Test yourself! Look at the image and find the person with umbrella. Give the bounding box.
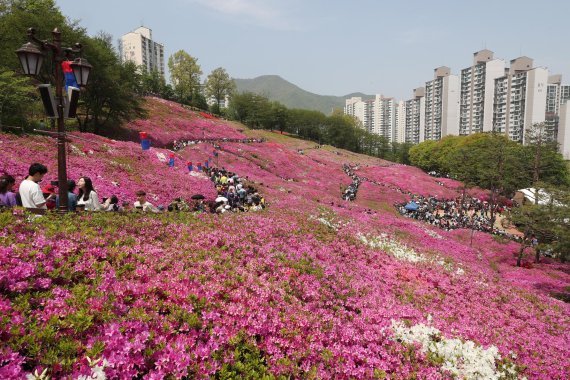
[191,194,206,212]
[404,201,419,211]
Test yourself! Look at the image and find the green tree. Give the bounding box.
[325,112,359,151]
[190,91,208,110]
[524,122,569,191]
[287,108,327,142]
[77,33,146,134]
[168,50,202,104]
[227,92,270,129]
[0,68,36,131]
[409,140,441,172]
[469,134,528,224]
[0,0,89,130]
[509,185,569,264]
[0,0,71,73]
[204,67,235,109]
[140,68,167,97]
[267,101,289,132]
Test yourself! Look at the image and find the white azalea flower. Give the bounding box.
[391,320,520,379]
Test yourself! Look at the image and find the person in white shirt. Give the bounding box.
[133,190,160,212]
[19,163,50,210]
[76,176,101,211]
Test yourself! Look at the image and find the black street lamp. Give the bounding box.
[16,28,92,213]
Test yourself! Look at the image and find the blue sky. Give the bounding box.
[55,0,570,100]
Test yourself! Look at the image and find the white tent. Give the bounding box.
[515,188,564,207]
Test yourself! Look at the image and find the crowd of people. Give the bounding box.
[0,162,266,216]
[396,195,513,236]
[172,137,266,151]
[202,167,265,213]
[3,158,516,238]
[338,163,518,239]
[342,164,363,201]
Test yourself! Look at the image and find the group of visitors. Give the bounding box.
[2,162,267,217]
[172,137,266,151]
[397,194,510,232]
[342,164,363,201]
[0,163,159,214]
[338,163,518,239]
[203,167,265,213]
[396,195,514,236]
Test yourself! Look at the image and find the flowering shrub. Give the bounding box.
[0,133,216,206]
[391,320,521,379]
[126,97,246,147]
[0,97,569,378]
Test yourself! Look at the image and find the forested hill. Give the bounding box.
[234,75,371,115]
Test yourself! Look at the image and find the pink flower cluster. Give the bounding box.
[0,133,216,206]
[127,97,246,147]
[0,97,568,378]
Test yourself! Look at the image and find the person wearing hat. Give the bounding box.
[41,184,57,210]
[19,163,50,211]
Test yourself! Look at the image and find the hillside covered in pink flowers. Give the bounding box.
[1,97,569,379]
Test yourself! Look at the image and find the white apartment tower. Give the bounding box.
[394,100,406,143]
[546,75,570,141]
[424,67,460,141]
[404,87,426,144]
[374,95,395,140]
[558,102,570,159]
[459,50,505,135]
[492,57,548,143]
[120,26,165,76]
[345,97,370,132]
[344,95,396,141]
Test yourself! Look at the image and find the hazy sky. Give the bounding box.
[54,0,570,100]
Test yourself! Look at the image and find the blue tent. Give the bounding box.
[404,201,419,211]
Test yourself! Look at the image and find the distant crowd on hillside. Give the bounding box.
[396,195,514,237]
[337,163,518,239]
[1,162,266,216]
[342,164,363,201]
[172,137,266,151]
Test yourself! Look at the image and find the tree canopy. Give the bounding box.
[227,92,413,163]
[0,0,146,134]
[205,67,235,109]
[168,50,202,105]
[409,131,570,194]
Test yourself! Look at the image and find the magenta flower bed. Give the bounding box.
[0,133,216,205]
[126,97,247,147]
[0,97,569,378]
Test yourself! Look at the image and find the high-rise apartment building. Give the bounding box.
[558,102,570,159]
[374,95,395,140]
[119,26,165,77]
[459,50,505,135]
[404,87,426,144]
[424,67,460,141]
[492,57,548,143]
[345,97,370,132]
[394,100,406,143]
[545,75,570,141]
[344,95,396,141]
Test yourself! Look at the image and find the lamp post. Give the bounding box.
[16,28,92,213]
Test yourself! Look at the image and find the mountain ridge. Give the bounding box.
[234,75,372,115]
